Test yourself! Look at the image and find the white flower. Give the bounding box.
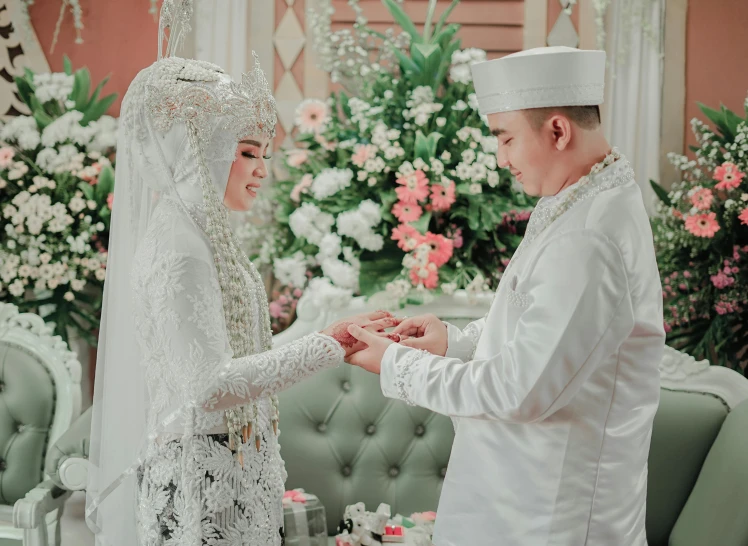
[451,100,468,111]
[307,277,353,310]
[384,90,394,100]
[33,72,74,103]
[413,158,428,171]
[449,64,472,84]
[7,162,29,180]
[321,258,359,290]
[409,86,435,107]
[397,161,415,177]
[95,268,106,281]
[8,279,24,297]
[274,252,309,288]
[316,233,343,260]
[440,151,452,161]
[487,170,500,188]
[0,116,41,150]
[289,202,335,245]
[64,291,75,302]
[69,196,86,213]
[436,117,447,127]
[430,159,444,175]
[311,168,353,200]
[468,93,479,110]
[441,282,457,295]
[385,279,411,299]
[455,163,472,180]
[461,149,476,164]
[71,279,86,291]
[469,183,483,195]
[48,278,60,289]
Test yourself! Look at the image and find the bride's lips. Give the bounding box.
[246,183,260,197]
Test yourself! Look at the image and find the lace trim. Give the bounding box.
[394,349,429,407]
[463,321,482,362]
[478,82,604,114]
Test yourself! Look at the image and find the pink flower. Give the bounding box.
[0,147,15,168]
[392,224,423,252]
[714,162,745,190]
[409,262,439,289]
[738,207,748,226]
[287,149,309,168]
[351,144,377,168]
[411,511,437,523]
[295,99,330,133]
[293,288,303,298]
[683,270,691,278]
[392,202,423,223]
[684,212,720,238]
[690,188,713,210]
[710,271,734,289]
[269,301,284,318]
[395,170,430,204]
[106,193,114,210]
[315,135,337,151]
[291,174,314,203]
[452,228,463,249]
[664,323,672,333]
[424,232,454,267]
[430,180,456,212]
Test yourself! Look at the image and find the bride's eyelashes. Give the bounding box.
[241,150,272,160]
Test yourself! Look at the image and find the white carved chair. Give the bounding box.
[0,303,82,546]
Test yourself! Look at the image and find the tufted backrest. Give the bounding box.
[0,341,55,504]
[0,304,81,505]
[277,364,454,534]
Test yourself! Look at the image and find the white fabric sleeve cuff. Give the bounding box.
[444,321,476,362]
[380,343,429,406]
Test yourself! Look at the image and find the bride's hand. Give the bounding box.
[321,310,403,358]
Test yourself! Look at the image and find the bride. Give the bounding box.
[85,2,399,545]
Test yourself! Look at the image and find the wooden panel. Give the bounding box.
[330,0,525,56]
[331,22,523,53]
[332,1,524,26]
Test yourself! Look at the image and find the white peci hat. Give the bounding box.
[470,46,606,116]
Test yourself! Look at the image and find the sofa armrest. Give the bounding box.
[669,399,748,546]
[45,407,91,487]
[58,457,89,491]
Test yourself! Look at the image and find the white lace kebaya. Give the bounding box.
[85,2,344,545]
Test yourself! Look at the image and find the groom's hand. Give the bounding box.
[345,324,395,374]
[321,311,402,358]
[392,314,448,356]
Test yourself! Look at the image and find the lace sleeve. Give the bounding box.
[205,333,344,411]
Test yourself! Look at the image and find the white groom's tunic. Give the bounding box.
[380,158,664,546]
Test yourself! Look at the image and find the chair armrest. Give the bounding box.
[45,406,91,486]
[13,479,70,530]
[669,399,748,546]
[58,457,89,491]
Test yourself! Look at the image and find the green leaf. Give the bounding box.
[80,93,116,125]
[422,0,438,42]
[63,55,73,76]
[410,211,432,234]
[412,43,442,85]
[649,179,672,206]
[392,48,421,75]
[433,39,462,87]
[432,0,460,39]
[78,181,95,200]
[358,240,404,296]
[14,76,33,109]
[467,199,480,230]
[23,67,35,84]
[382,0,422,44]
[86,75,111,111]
[95,164,115,201]
[74,68,91,110]
[723,105,743,137]
[698,103,732,138]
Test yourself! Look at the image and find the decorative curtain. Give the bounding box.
[600,0,666,215]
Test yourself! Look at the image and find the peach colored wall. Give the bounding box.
[684,0,748,152]
[28,1,161,116]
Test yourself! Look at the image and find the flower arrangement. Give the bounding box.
[250,0,532,312]
[0,57,118,345]
[650,97,748,372]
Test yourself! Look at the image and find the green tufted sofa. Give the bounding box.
[0,303,81,546]
[31,294,748,545]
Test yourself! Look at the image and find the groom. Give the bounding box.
[346,47,665,545]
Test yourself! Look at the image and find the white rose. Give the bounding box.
[95,268,106,281]
[64,291,75,301]
[9,279,26,297]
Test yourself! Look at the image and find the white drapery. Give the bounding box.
[193,0,249,82]
[600,0,665,215]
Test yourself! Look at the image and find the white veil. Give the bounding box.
[85,2,278,544]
